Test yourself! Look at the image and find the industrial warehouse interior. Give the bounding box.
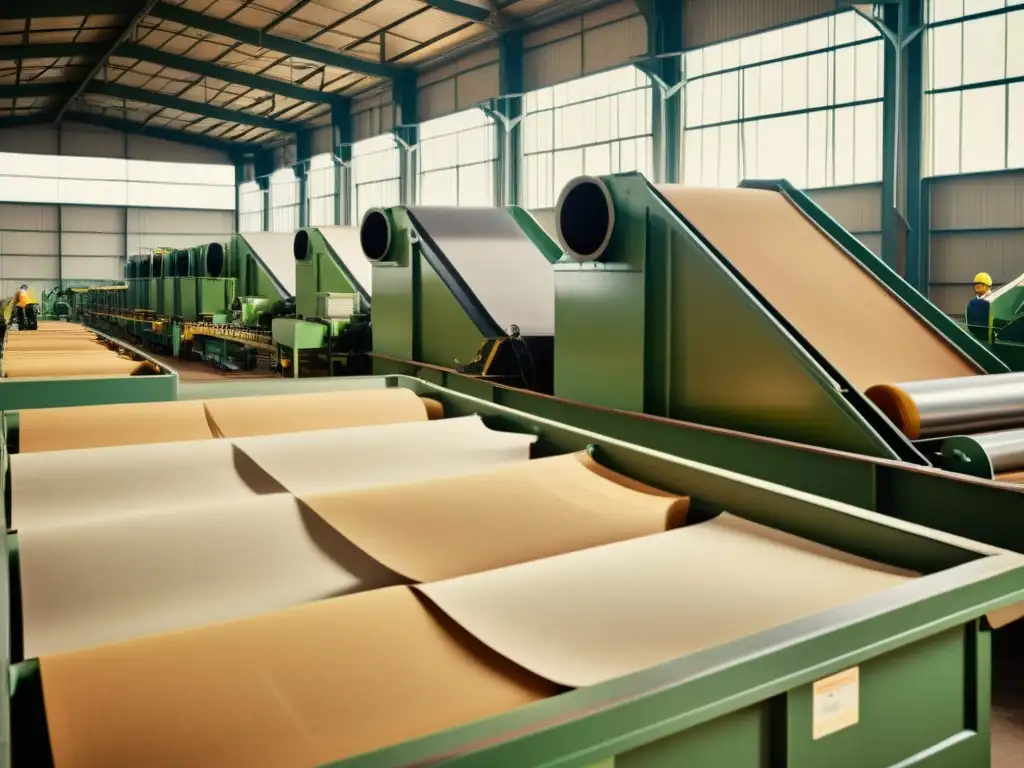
[2,0,1024,766]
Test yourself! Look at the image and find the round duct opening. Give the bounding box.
[206,242,225,277]
[556,175,615,263]
[293,229,310,261]
[360,208,391,263]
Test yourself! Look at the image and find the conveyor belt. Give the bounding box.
[318,226,373,300]
[406,207,555,337]
[654,186,980,391]
[239,232,296,297]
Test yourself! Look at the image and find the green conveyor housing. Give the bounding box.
[230,232,295,301]
[362,205,562,373]
[552,173,1010,464]
[292,226,371,321]
[2,377,1024,768]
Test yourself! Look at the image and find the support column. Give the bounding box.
[295,130,313,229]
[637,0,684,184]
[233,160,245,233]
[254,149,275,232]
[332,98,353,225]
[393,72,418,207]
[496,31,524,206]
[876,0,925,287]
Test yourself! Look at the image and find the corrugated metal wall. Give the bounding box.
[127,208,234,255]
[683,0,834,49]
[929,171,1024,316]
[62,206,124,281]
[523,1,646,91]
[353,87,396,142]
[0,204,59,296]
[418,44,501,122]
[805,183,883,257]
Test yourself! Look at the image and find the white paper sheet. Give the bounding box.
[230,415,536,496]
[11,439,282,532]
[19,495,405,657]
[318,226,373,298]
[240,232,297,296]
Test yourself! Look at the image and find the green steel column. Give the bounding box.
[880,0,925,284]
[332,98,353,226]
[637,0,683,184]
[254,149,275,232]
[295,129,312,229]
[393,72,419,206]
[233,160,245,233]
[497,31,524,206]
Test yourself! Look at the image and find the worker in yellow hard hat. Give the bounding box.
[973,272,993,299]
[14,284,38,331]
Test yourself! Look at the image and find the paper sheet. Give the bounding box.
[19,495,406,657]
[40,587,557,768]
[301,453,689,582]
[656,186,978,390]
[4,339,105,352]
[240,232,297,297]
[406,207,555,336]
[18,400,215,453]
[203,387,434,438]
[231,415,536,495]
[317,226,373,298]
[418,513,915,687]
[11,439,283,531]
[3,356,143,379]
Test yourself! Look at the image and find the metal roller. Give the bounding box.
[939,428,1024,479]
[865,372,1024,439]
[555,175,616,263]
[360,208,393,263]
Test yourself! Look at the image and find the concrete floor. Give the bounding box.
[993,623,1024,766]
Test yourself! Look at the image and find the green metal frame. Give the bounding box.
[4,374,1024,768]
[294,227,368,320]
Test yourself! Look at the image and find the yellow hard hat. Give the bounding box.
[974,272,992,287]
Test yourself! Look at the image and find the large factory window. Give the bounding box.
[418,108,497,206]
[238,181,264,232]
[308,153,337,227]
[925,1,1023,175]
[682,11,884,188]
[350,134,402,225]
[269,167,300,233]
[521,66,653,209]
[0,152,235,209]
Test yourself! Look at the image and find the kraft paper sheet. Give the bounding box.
[301,452,689,582]
[40,587,558,768]
[11,439,283,531]
[18,400,215,453]
[202,387,437,438]
[419,513,915,687]
[4,339,106,352]
[656,186,978,390]
[19,495,406,657]
[231,415,537,496]
[3,355,142,379]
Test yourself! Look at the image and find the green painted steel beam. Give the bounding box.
[149,1,404,80]
[65,111,248,153]
[0,42,107,60]
[0,82,72,99]
[392,73,418,205]
[637,0,683,184]
[86,80,300,133]
[497,31,523,206]
[117,43,344,106]
[422,0,492,22]
[0,0,134,18]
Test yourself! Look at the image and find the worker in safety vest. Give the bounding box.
[14,284,37,331]
[973,272,993,299]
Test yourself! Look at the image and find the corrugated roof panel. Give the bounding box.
[201,0,244,20]
[271,17,322,41]
[231,5,279,30]
[356,0,428,28]
[391,8,466,43]
[30,16,82,31]
[398,23,486,64]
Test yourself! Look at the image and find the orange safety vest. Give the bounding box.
[15,290,31,308]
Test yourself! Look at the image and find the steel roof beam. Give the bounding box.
[149,2,404,80]
[86,80,301,133]
[0,42,108,60]
[0,0,135,18]
[422,0,493,23]
[117,42,344,106]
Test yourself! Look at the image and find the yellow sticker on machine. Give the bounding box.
[812,666,859,740]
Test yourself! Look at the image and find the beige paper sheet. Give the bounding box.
[41,587,558,768]
[657,186,978,390]
[202,387,435,438]
[11,439,282,531]
[419,513,915,687]
[18,400,215,453]
[301,453,689,582]
[231,415,536,496]
[4,340,106,353]
[19,495,405,657]
[3,356,142,379]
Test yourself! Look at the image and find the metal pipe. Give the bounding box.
[359,208,393,263]
[866,372,1024,439]
[555,175,615,263]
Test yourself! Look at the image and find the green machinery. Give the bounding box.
[278,225,374,377]
[966,271,1024,369]
[360,206,561,388]
[3,376,1024,767]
